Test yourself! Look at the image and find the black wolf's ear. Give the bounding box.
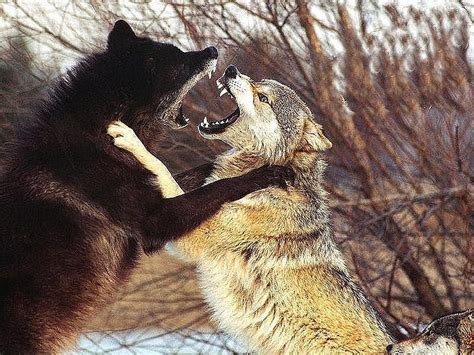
[108,20,137,50]
[300,119,332,152]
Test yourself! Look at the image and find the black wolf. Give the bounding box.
[0,21,290,353]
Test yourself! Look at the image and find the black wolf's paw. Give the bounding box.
[245,165,295,190]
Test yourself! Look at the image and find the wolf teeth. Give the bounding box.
[200,116,233,128]
[208,64,217,80]
[219,88,228,96]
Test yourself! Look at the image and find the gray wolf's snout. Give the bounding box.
[225,65,238,78]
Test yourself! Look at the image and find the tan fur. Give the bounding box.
[459,313,474,354]
[110,73,392,353]
[173,156,390,354]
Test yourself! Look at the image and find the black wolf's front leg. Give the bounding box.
[106,121,294,252]
[141,165,293,253]
[174,163,214,192]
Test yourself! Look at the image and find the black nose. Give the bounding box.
[225,65,238,79]
[386,344,393,352]
[204,46,218,59]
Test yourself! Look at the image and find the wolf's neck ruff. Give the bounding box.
[206,148,323,183]
[203,145,340,268]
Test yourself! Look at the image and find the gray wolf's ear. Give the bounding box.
[299,119,332,151]
[108,20,137,50]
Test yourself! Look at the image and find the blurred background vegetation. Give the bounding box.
[1,0,472,352]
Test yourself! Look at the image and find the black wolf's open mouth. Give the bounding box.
[171,57,217,129]
[175,105,188,127]
[199,81,240,134]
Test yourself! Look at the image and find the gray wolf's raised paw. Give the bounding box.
[107,121,145,153]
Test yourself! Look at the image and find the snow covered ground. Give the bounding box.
[71,329,246,354]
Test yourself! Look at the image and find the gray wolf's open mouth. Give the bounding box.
[199,80,240,134]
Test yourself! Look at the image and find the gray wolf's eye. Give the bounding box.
[258,93,269,104]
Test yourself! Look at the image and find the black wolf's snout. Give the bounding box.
[204,46,218,59]
[225,65,239,79]
[189,46,218,62]
[386,344,393,353]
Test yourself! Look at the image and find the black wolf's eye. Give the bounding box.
[258,93,269,104]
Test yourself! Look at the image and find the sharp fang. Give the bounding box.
[219,88,228,96]
[203,117,208,124]
[217,81,223,89]
[208,72,212,80]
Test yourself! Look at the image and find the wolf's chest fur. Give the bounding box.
[174,152,391,353]
[198,257,390,354]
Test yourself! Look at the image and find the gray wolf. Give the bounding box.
[108,64,393,353]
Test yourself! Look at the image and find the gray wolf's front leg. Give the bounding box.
[107,121,183,198]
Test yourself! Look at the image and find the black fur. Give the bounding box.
[0,20,290,353]
[174,162,214,190]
